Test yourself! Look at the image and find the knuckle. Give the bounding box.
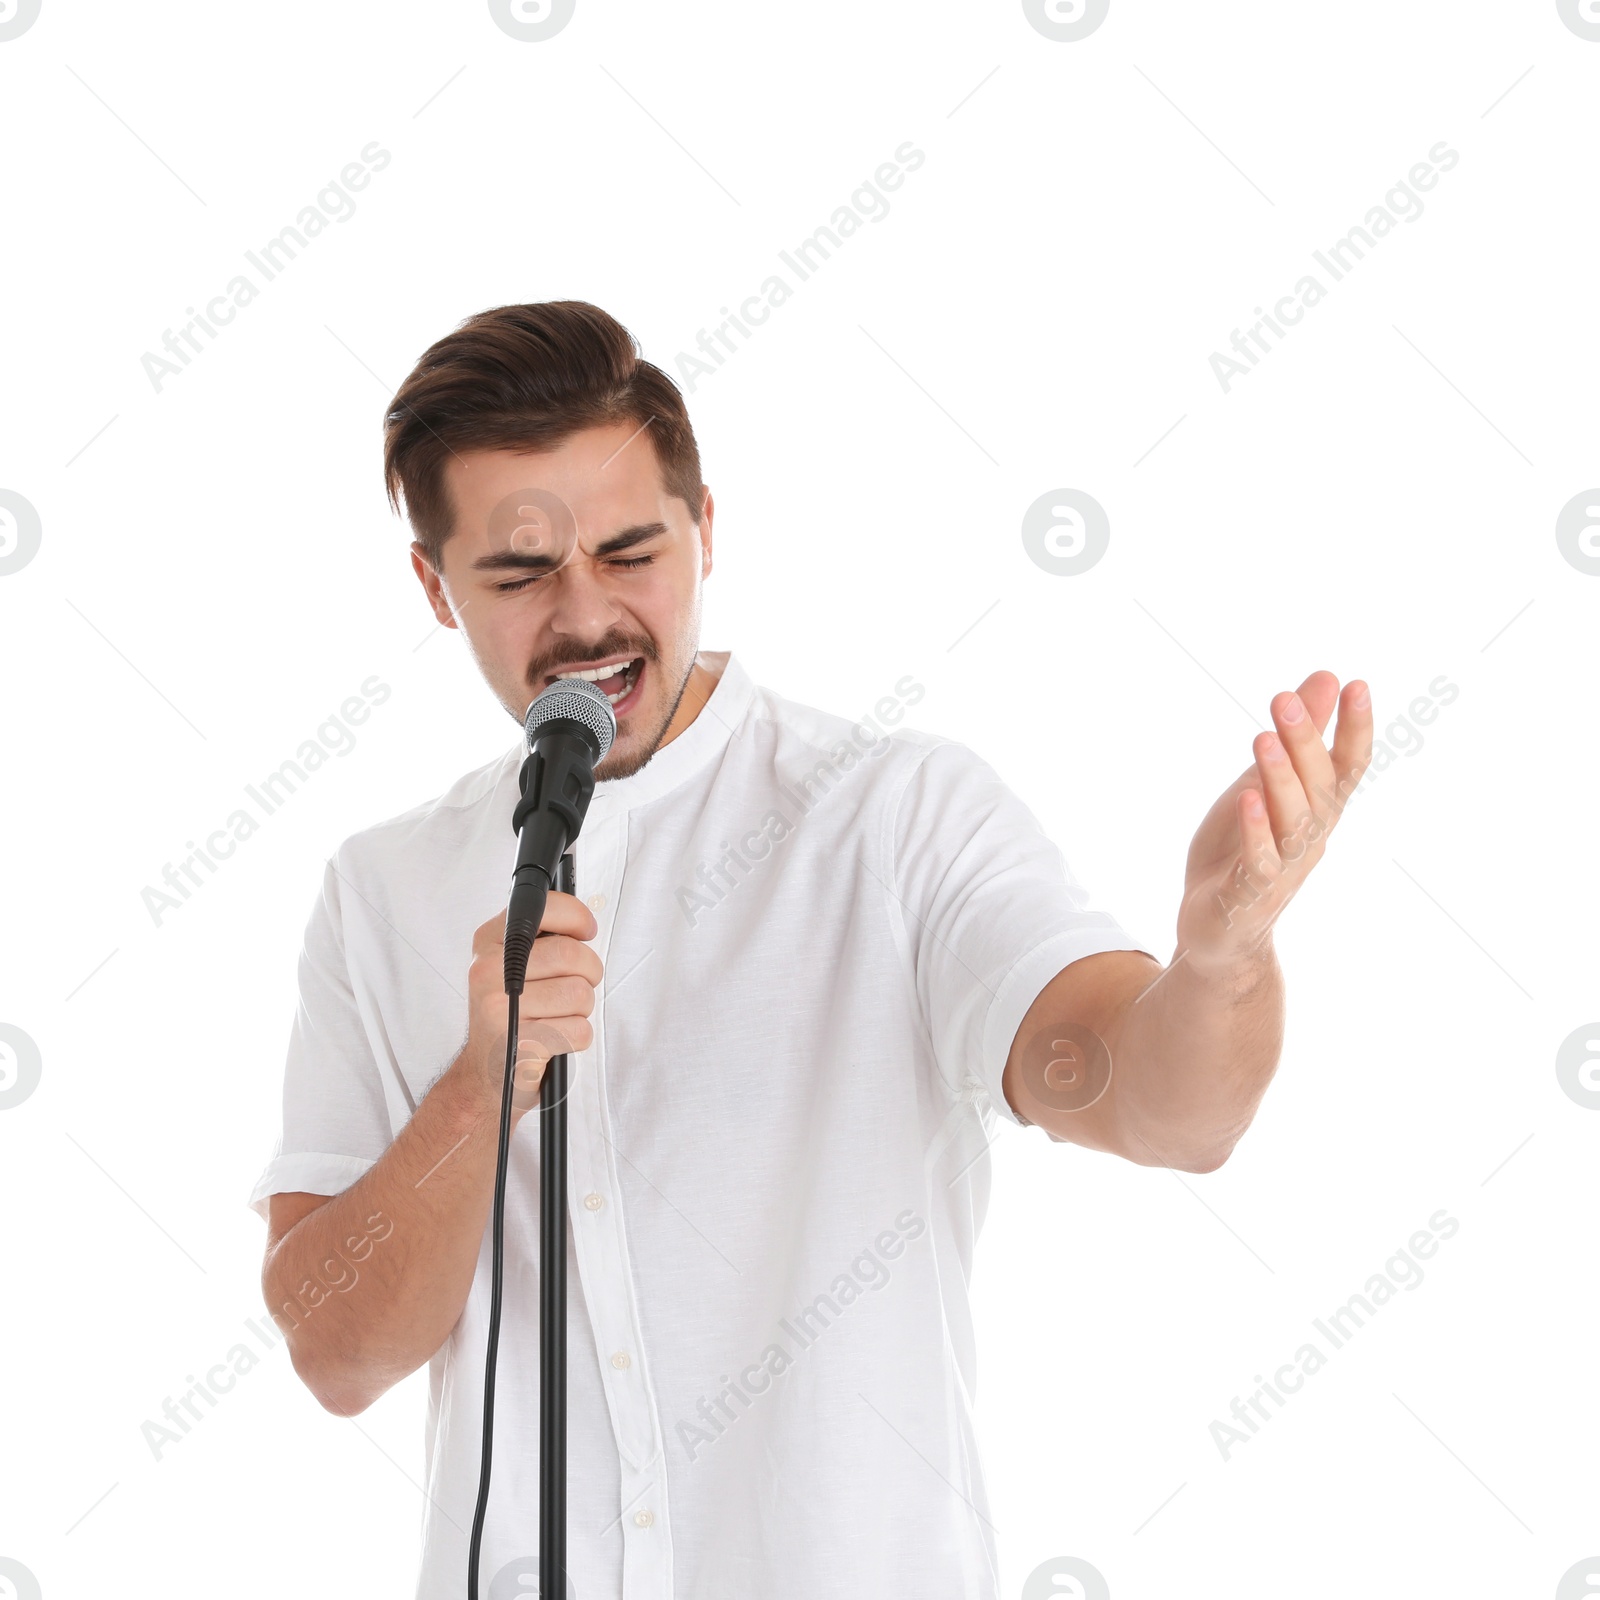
[519,1020,564,1059]
[527,1015,591,1056]
[540,933,585,970]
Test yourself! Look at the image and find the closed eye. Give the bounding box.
[495,554,655,594]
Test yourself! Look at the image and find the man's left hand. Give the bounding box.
[1176,670,1373,979]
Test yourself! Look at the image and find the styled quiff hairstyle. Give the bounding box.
[383,301,706,573]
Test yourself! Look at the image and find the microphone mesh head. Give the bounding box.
[524,674,617,761]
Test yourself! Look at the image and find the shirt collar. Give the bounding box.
[504,649,755,821]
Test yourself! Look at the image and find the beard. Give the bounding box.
[596,648,697,781]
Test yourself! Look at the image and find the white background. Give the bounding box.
[1,1,1596,1596]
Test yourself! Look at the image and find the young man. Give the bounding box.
[251,301,1371,1598]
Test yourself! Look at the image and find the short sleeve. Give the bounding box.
[890,740,1161,1127]
[247,853,396,1219]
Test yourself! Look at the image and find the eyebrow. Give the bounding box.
[471,521,669,574]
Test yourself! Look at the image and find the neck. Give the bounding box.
[657,652,724,749]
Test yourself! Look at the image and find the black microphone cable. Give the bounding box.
[467,985,525,1600]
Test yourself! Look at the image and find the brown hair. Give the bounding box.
[383,301,705,572]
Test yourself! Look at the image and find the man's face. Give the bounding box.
[412,422,713,781]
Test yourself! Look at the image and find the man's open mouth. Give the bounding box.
[551,655,644,709]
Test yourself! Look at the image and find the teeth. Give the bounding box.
[556,657,635,685]
[555,657,640,705]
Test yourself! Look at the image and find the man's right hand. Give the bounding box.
[453,891,603,1118]
[261,889,603,1416]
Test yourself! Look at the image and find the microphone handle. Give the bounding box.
[505,729,597,994]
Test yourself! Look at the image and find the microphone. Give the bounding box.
[503,676,617,996]
[470,673,615,1600]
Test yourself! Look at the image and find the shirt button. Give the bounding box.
[586,892,607,912]
[610,1350,631,1370]
[583,1193,604,1211]
[634,1510,654,1529]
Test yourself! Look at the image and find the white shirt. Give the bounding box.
[249,650,1155,1599]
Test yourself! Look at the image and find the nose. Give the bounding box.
[545,551,623,641]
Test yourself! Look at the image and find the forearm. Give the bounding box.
[1106,942,1285,1172]
[262,1058,522,1415]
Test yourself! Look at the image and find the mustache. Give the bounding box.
[530,637,658,684]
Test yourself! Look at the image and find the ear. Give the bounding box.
[411,543,457,630]
[698,489,714,580]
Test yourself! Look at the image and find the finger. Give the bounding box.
[1237,785,1280,888]
[474,892,598,955]
[1291,669,1341,737]
[1223,665,1330,798]
[518,973,597,1026]
[1252,727,1312,859]
[538,889,598,941]
[508,1030,579,1107]
[510,1019,592,1108]
[516,1019,593,1102]
[1271,688,1338,831]
[523,932,604,986]
[1327,679,1374,812]
[521,1015,593,1057]
[510,1044,547,1111]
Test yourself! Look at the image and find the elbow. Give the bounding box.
[311,1380,379,1419]
[263,1275,382,1417]
[274,1317,382,1417]
[1172,1112,1257,1173]
[290,1343,381,1418]
[1175,1136,1239,1174]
